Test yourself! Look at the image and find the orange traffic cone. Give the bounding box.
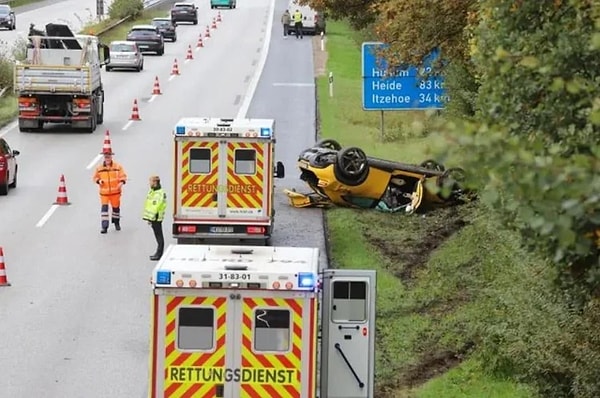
[101,130,112,154]
[217,11,222,22]
[186,45,194,60]
[152,76,162,95]
[0,247,10,287]
[196,34,204,48]
[130,99,141,121]
[211,18,217,29]
[54,174,71,206]
[171,58,180,75]
[205,25,211,38]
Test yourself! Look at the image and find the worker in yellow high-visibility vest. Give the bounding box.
[292,9,303,39]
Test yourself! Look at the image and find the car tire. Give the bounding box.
[316,139,341,150]
[140,62,144,71]
[0,173,8,195]
[193,20,198,25]
[172,36,177,42]
[106,66,111,72]
[9,167,17,189]
[335,147,369,186]
[157,48,164,56]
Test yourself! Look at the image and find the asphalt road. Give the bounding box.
[0,0,304,396]
[244,0,328,267]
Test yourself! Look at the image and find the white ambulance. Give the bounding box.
[149,244,377,398]
[172,118,285,244]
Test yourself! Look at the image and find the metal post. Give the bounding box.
[328,72,333,98]
[380,110,384,140]
[96,0,104,20]
[320,31,324,52]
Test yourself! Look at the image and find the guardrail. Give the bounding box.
[94,0,175,36]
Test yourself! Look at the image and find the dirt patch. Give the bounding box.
[400,343,474,388]
[365,206,470,285]
[312,35,328,77]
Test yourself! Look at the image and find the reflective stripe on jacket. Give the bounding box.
[93,161,127,196]
[143,188,167,222]
[293,11,302,23]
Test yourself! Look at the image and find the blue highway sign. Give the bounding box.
[362,42,448,111]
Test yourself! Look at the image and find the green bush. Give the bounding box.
[108,0,144,20]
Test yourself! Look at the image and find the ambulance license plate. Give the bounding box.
[210,226,234,233]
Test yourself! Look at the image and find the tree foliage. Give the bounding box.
[108,0,144,20]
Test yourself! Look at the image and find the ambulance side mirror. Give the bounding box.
[275,161,285,178]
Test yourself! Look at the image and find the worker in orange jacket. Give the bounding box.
[93,148,128,234]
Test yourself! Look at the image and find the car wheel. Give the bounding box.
[172,36,177,42]
[335,147,369,185]
[316,139,341,150]
[420,159,445,172]
[0,173,8,195]
[437,167,467,198]
[9,166,17,189]
[140,61,144,71]
[106,66,111,72]
[193,20,198,25]
[157,48,164,56]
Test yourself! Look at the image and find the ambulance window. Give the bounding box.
[254,309,290,352]
[189,148,211,174]
[331,281,367,322]
[234,149,256,175]
[177,307,214,350]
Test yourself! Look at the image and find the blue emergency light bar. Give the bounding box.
[175,126,185,135]
[156,270,172,285]
[260,127,272,137]
[297,272,315,288]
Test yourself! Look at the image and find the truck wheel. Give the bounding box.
[97,103,104,125]
[86,106,97,133]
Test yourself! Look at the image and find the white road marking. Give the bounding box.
[272,83,315,87]
[36,205,59,228]
[236,0,275,118]
[86,154,102,170]
[168,74,176,81]
[122,120,133,130]
[148,94,157,103]
[0,121,18,138]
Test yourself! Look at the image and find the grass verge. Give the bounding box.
[317,20,541,397]
[9,0,47,8]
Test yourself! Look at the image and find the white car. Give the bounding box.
[106,41,144,72]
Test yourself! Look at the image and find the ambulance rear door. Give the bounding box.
[175,136,220,221]
[222,138,272,225]
[151,288,230,398]
[227,288,316,398]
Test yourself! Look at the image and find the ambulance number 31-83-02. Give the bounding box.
[219,272,251,281]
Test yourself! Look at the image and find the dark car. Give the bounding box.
[126,25,164,55]
[0,138,19,195]
[151,17,177,42]
[0,5,16,30]
[284,139,470,213]
[170,2,198,25]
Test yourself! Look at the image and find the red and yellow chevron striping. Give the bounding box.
[240,297,303,398]
[181,141,219,208]
[164,296,227,398]
[226,142,264,210]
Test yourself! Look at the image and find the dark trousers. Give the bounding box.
[151,221,164,256]
[283,23,288,36]
[294,22,303,38]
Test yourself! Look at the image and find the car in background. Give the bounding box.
[0,5,16,30]
[170,2,198,25]
[287,0,326,35]
[126,25,164,55]
[151,17,177,42]
[106,41,143,72]
[0,138,19,195]
[211,0,236,9]
[285,139,470,213]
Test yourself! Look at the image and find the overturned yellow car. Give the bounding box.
[284,139,470,213]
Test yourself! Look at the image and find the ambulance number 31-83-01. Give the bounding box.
[219,273,251,281]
